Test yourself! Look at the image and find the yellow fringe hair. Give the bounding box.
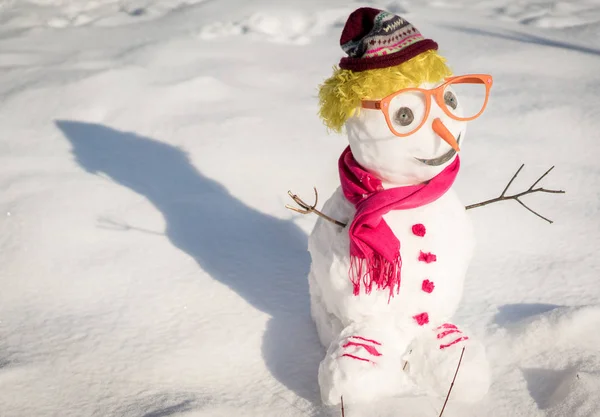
[318,50,453,133]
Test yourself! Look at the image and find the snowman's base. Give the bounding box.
[406,327,491,403]
[318,322,417,406]
[318,323,490,406]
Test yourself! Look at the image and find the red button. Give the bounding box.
[422,279,435,293]
[413,312,429,326]
[412,224,426,237]
[419,251,437,263]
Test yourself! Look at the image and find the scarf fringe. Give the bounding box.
[350,254,402,300]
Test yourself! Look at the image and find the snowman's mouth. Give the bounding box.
[415,133,461,167]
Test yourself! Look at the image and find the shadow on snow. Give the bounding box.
[56,120,323,404]
[442,24,600,57]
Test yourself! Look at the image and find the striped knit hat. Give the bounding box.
[339,7,438,72]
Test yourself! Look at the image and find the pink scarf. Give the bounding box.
[338,146,460,298]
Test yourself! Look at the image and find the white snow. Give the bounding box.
[0,0,599,416]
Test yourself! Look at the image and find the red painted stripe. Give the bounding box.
[343,342,382,357]
[350,336,382,346]
[437,323,458,330]
[437,329,462,339]
[342,353,372,363]
[439,336,469,350]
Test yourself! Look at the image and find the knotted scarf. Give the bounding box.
[338,146,460,298]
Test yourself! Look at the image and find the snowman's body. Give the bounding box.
[309,185,474,348]
[309,170,490,405]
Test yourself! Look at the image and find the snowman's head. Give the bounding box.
[344,73,492,185]
[319,8,492,185]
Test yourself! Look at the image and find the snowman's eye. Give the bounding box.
[444,91,458,110]
[394,107,414,126]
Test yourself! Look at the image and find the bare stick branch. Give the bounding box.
[515,198,553,224]
[529,165,555,191]
[285,187,347,228]
[465,164,565,223]
[285,205,311,215]
[341,396,345,417]
[402,349,412,371]
[501,163,524,197]
[438,347,466,417]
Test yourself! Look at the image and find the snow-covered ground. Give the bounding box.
[1,0,599,416]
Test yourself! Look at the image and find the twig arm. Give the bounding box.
[501,163,524,197]
[515,198,554,224]
[285,187,347,228]
[465,164,565,224]
[529,165,555,190]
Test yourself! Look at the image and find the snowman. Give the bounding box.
[293,7,495,406]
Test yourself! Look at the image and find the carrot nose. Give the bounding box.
[432,118,460,152]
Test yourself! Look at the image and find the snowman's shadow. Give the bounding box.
[494,303,561,326]
[56,120,323,403]
[441,24,600,57]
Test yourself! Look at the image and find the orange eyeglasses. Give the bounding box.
[361,74,493,138]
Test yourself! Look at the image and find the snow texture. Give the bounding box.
[0,0,599,416]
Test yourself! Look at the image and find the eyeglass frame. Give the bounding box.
[360,74,494,137]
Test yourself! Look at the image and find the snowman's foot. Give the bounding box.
[318,324,416,405]
[406,323,490,403]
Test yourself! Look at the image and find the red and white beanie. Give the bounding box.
[339,7,439,72]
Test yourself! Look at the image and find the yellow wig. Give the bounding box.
[318,50,452,133]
